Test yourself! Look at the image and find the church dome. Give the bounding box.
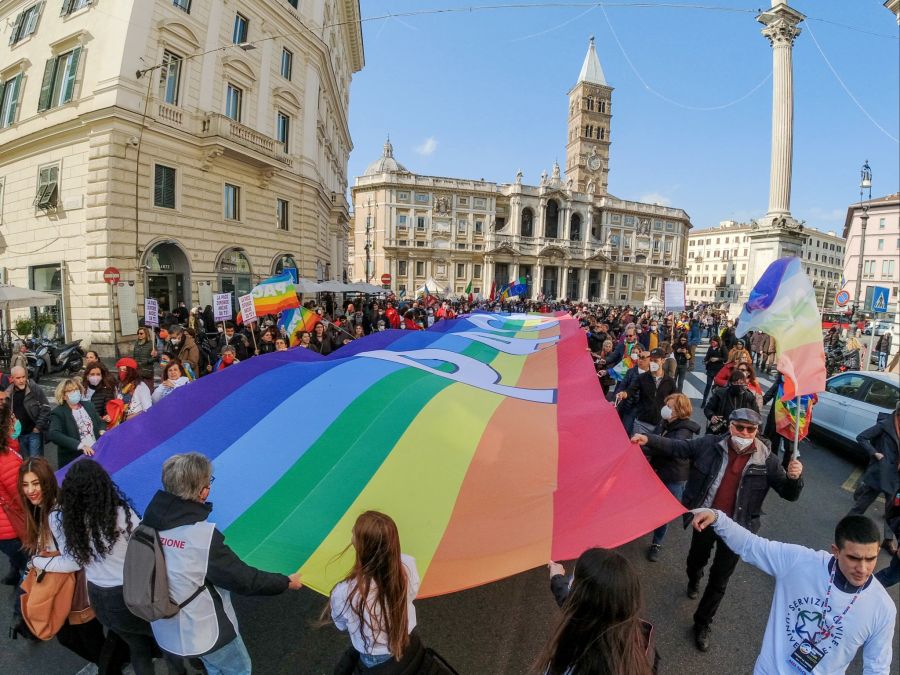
[363,138,408,176]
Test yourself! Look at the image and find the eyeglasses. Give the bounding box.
[730,423,757,433]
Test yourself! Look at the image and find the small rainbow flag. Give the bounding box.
[279,306,321,346]
[735,257,826,400]
[774,382,817,441]
[248,273,300,318]
[67,313,683,598]
[609,342,637,382]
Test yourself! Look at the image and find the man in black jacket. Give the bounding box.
[849,403,899,555]
[623,348,676,436]
[611,348,650,435]
[631,408,803,652]
[5,366,51,458]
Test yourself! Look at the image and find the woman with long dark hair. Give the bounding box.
[17,457,107,659]
[329,511,421,670]
[55,459,160,675]
[541,548,657,674]
[115,357,152,422]
[151,358,191,403]
[83,361,117,422]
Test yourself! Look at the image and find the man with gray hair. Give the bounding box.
[141,452,302,673]
[5,366,50,458]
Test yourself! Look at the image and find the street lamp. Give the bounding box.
[852,161,872,327]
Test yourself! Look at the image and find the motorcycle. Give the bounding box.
[28,325,84,381]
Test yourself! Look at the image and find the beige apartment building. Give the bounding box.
[350,38,692,304]
[685,220,846,310]
[842,192,900,321]
[0,0,362,352]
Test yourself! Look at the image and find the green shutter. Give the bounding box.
[37,57,56,112]
[60,0,74,16]
[154,165,175,208]
[0,81,7,122]
[2,75,22,125]
[8,12,24,45]
[164,167,175,208]
[61,46,81,103]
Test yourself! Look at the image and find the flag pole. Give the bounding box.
[791,393,801,460]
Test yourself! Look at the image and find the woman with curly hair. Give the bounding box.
[541,548,657,674]
[115,357,152,421]
[329,511,422,671]
[50,459,160,675]
[151,358,191,403]
[17,457,107,658]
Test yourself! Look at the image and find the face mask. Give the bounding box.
[118,371,128,382]
[66,391,82,405]
[223,354,235,364]
[12,420,22,440]
[731,435,753,450]
[88,375,102,387]
[171,338,180,345]
[649,362,660,373]
[729,383,745,394]
[660,405,673,421]
[637,367,647,374]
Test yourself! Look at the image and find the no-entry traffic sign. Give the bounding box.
[381,273,392,285]
[103,267,121,284]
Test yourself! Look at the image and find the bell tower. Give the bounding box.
[566,37,613,196]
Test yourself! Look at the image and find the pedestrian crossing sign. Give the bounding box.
[866,285,890,314]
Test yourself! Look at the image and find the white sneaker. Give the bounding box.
[75,664,99,675]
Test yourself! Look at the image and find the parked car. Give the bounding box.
[810,371,900,461]
[862,320,894,336]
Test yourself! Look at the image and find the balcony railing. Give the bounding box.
[200,113,293,168]
[157,101,184,128]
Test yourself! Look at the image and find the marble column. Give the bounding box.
[758,2,804,220]
[580,266,590,301]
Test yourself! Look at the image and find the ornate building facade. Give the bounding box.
[0,0,362,352]
[351,38,692,304]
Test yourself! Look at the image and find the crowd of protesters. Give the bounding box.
[0,295,896,674]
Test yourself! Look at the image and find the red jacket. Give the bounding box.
[0,449,24,540]
[385,308,400,329]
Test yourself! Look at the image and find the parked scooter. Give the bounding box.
[28,325,84,381]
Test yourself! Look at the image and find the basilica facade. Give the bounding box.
[350,38,692,304]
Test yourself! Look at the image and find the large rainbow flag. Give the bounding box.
[735,257,826,400]
[279,305,321,346]
[243,272,300,319]
[72,313,683,597]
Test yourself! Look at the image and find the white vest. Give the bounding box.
[149,521,239,657]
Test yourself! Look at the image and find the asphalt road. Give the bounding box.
[2,343,897,674]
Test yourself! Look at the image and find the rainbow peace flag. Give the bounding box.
[774,382,817,441]
[279,306,321,346]
[250,272,300,316]
[609,342,637,382]
[68,313,683,598]
[735,257,826,400]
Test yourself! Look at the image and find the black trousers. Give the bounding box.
[849,483,893,541]
[56,618,105,665]
[686,526,741,628]
[89,583,157,675]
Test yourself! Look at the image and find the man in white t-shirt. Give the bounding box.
[689,508,895,674]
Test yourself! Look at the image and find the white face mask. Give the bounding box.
[660,405,673,420]
[87,375,102,387]
[731,435,754,450]
[649,362,660,373]
[637,367,647,375]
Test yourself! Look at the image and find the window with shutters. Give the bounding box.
[0,74,23,127]
[9,3,43,46]
[276,199,289,231]
[35,164,59,210]
[397,260,407,276]
[172,0,191,13]
[38,47,82,111]
[153,165,176,209]
[224,183,240,220]
[159,51,182,105]
[225,84,242,121]
[61,0,92,17]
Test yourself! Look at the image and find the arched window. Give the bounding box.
[545,200,559,239]
[570,213,582,241]
[521,207,534,238]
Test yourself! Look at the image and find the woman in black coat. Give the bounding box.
[701,336,727,407]
[47,378,105,468]
[703,369,758,434]
[646,392,700,562]
[82,362,116,422]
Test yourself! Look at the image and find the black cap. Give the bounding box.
[729,408,762,426]
[649,348,665,358]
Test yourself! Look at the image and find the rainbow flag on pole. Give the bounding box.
[66,313,683,598]
[735,257,826,400]
[249,272,300,317]
[279,306,321,346]
[774,382,817,441]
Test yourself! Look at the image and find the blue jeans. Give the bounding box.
[18,432,43,458]
[360,653,393,667]
[200,636,252,675]
[878,351,888,369]
[651,481,686,546]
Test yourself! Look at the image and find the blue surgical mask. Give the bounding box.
[66,391,82,405]
[11,420,21,440]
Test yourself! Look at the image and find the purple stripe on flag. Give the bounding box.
[745,257,797,312]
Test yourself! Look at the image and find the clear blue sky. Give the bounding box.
[346,1,899,235]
